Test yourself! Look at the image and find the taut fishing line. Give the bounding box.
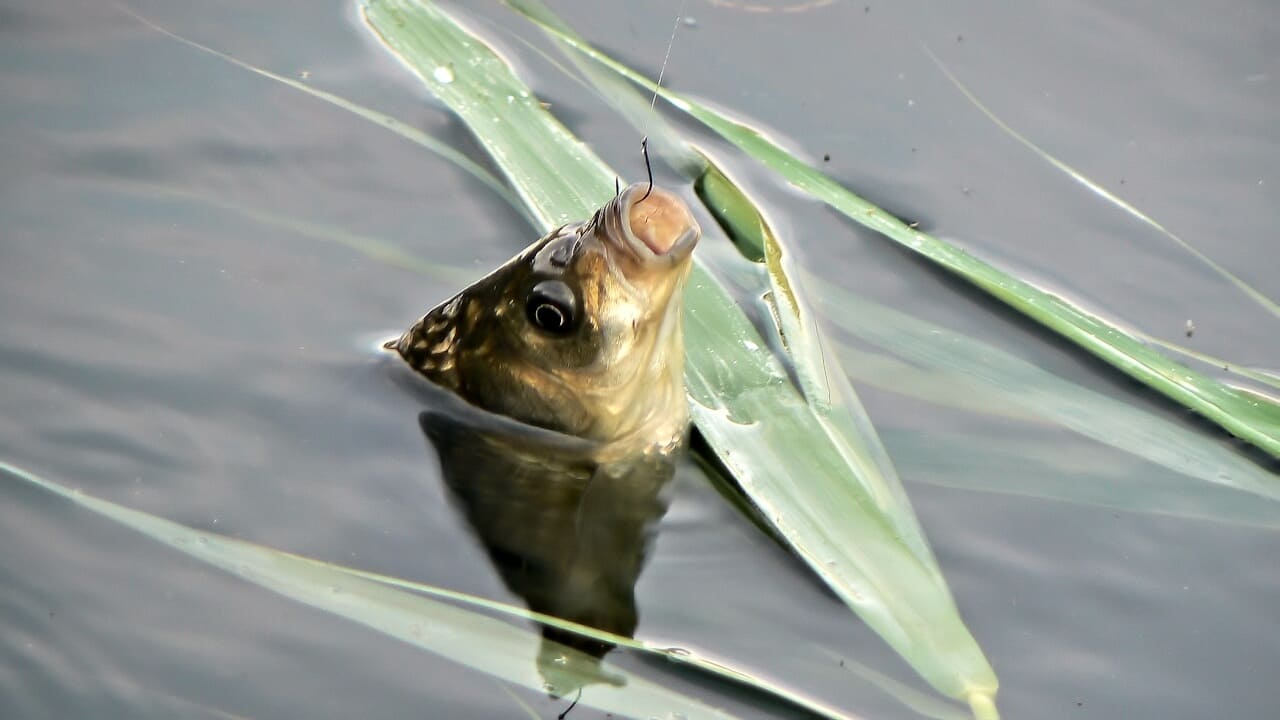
[639,0,688,202]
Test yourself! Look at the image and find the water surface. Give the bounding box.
[1,1,1276,718]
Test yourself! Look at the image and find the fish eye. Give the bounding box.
[526,280,579,335]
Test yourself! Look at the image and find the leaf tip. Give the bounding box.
[967,690,999,720]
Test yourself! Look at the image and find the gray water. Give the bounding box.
[1,1,1277,718]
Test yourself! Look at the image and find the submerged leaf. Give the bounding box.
[0,461,738,720]
[808,276,1280,502]
[886,429,1280,529]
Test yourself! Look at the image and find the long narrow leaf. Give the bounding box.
[808,275,1280,500]
[922,45,1280,320]
[884,430,1280,529]
[1127,330,1280,395]
[1,456,863,720]
[512,7,1280,461]
[341,562,862,720]
[360,1,999,715]
[508,0,933,570]
[695,157,927,559]
[487,1,1279,498]
[0,461,738,720]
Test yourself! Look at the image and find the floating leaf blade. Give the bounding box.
[362,0,999,714]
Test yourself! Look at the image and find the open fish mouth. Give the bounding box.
[606,182,700,266]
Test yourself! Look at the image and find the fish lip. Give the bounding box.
[610,183,700,266]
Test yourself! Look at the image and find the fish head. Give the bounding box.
[395,183,700,451]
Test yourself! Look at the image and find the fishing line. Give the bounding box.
[648,0,688,120]
[557,687,582,719]
[639,0,689,202]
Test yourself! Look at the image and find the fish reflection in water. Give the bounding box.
[389,183,701,688]
[419,388,675,658]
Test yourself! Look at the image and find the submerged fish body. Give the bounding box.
[419,392,675,663]
[390,182,701,456]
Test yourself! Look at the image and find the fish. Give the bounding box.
[388,182,700,456]
[417,387,676,676]
[388,183,701,688]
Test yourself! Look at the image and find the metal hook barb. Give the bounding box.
[614,176,621,197]
[639,136,653,202]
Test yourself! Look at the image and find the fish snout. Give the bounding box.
[615,183,700,263]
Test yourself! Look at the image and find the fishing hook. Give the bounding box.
[639,136,653,202]
[614,175,621,197]
[557,688,582,719]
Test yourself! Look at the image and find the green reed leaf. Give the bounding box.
[337,559,862,720]
[884,430,1280,530]
[922,45,1280,321]
[361,0,999,715]
[499,0,1278,504]
[807,276,1280,502]
[694,157,934,562]
[0,460,746,720]
[512,4,1280,462]
[1127,330,1280,394]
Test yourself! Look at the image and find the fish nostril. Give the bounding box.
[548,237,575,267]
